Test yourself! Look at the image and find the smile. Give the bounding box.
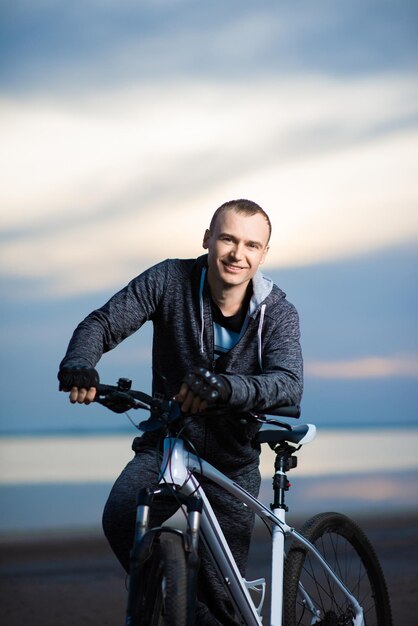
[222,261,247,272]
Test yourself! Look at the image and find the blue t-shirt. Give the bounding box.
[211,285,252,359]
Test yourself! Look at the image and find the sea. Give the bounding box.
[1,422,418,538]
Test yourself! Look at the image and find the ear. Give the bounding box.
[202,229,211,249]
[259,245,269,265]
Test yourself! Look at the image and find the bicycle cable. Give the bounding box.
[124,410,143,431]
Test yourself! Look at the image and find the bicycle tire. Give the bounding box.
[283,512,392,626]
[134,533,188,626]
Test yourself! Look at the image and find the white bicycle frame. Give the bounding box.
[159,435,365,626]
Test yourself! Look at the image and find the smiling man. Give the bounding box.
[58,198,303,625]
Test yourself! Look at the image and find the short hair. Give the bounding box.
[209,199,272,243]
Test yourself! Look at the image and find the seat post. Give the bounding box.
[271,442,297,512]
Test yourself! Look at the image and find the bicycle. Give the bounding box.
[94,377,393,626]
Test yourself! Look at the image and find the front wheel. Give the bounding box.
[131,533,188,626]
[283,512,392,626]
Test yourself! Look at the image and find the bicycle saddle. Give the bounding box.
[256,423,316,446]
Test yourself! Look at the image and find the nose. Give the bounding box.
[230,242,244,260]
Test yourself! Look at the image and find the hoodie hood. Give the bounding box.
[249,270,273,369]
[248,269,274,316]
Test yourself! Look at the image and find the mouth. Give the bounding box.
[222,261,247,273]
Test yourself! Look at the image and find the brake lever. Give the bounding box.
[95,390,149,414]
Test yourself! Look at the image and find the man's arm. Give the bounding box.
[58,261,170,402]
[177,302,303,414]
[225,303,303,411]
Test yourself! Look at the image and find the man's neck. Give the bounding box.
[207,272,251,317]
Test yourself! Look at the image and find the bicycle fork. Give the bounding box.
[127,485,203,626]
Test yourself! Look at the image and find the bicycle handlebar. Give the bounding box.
[94,378,301,430]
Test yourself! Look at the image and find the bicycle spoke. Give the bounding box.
[284,513,392,626]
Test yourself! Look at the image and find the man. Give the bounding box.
[58,199,303,624]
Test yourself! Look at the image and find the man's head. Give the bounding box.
[208,199,272,243]
[203,199,271,291]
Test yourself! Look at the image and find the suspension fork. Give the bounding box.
[130,486,203,626]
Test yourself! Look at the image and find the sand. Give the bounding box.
[0,511,416,625]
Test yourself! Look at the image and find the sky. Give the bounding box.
[0,0,417,434]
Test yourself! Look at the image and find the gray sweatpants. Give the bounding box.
[102,447,261,625]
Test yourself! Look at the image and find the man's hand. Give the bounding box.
[175,367,231,414]
[58,366,99,404]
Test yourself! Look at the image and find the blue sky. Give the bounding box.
[0,1,417,434]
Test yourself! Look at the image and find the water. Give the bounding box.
[1,427,418,535]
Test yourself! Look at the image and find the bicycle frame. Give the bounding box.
[155,435,365,626]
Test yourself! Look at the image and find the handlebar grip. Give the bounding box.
[95,384,119,396]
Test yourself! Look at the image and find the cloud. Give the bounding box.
[2,72,417,230]
[306,354,418,379]
[1,73,418,297]
[2,1,417,92]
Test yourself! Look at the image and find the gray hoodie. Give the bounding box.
[60,255,303,473]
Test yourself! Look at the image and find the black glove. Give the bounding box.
[58,366,100,392]
[183,367,231,407]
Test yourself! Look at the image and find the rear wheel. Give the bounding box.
[283,512,392,626]
[134,533,188,625]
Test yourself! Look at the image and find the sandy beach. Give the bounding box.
[0,511,416,625]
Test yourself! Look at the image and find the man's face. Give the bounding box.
[203,208,270,289]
